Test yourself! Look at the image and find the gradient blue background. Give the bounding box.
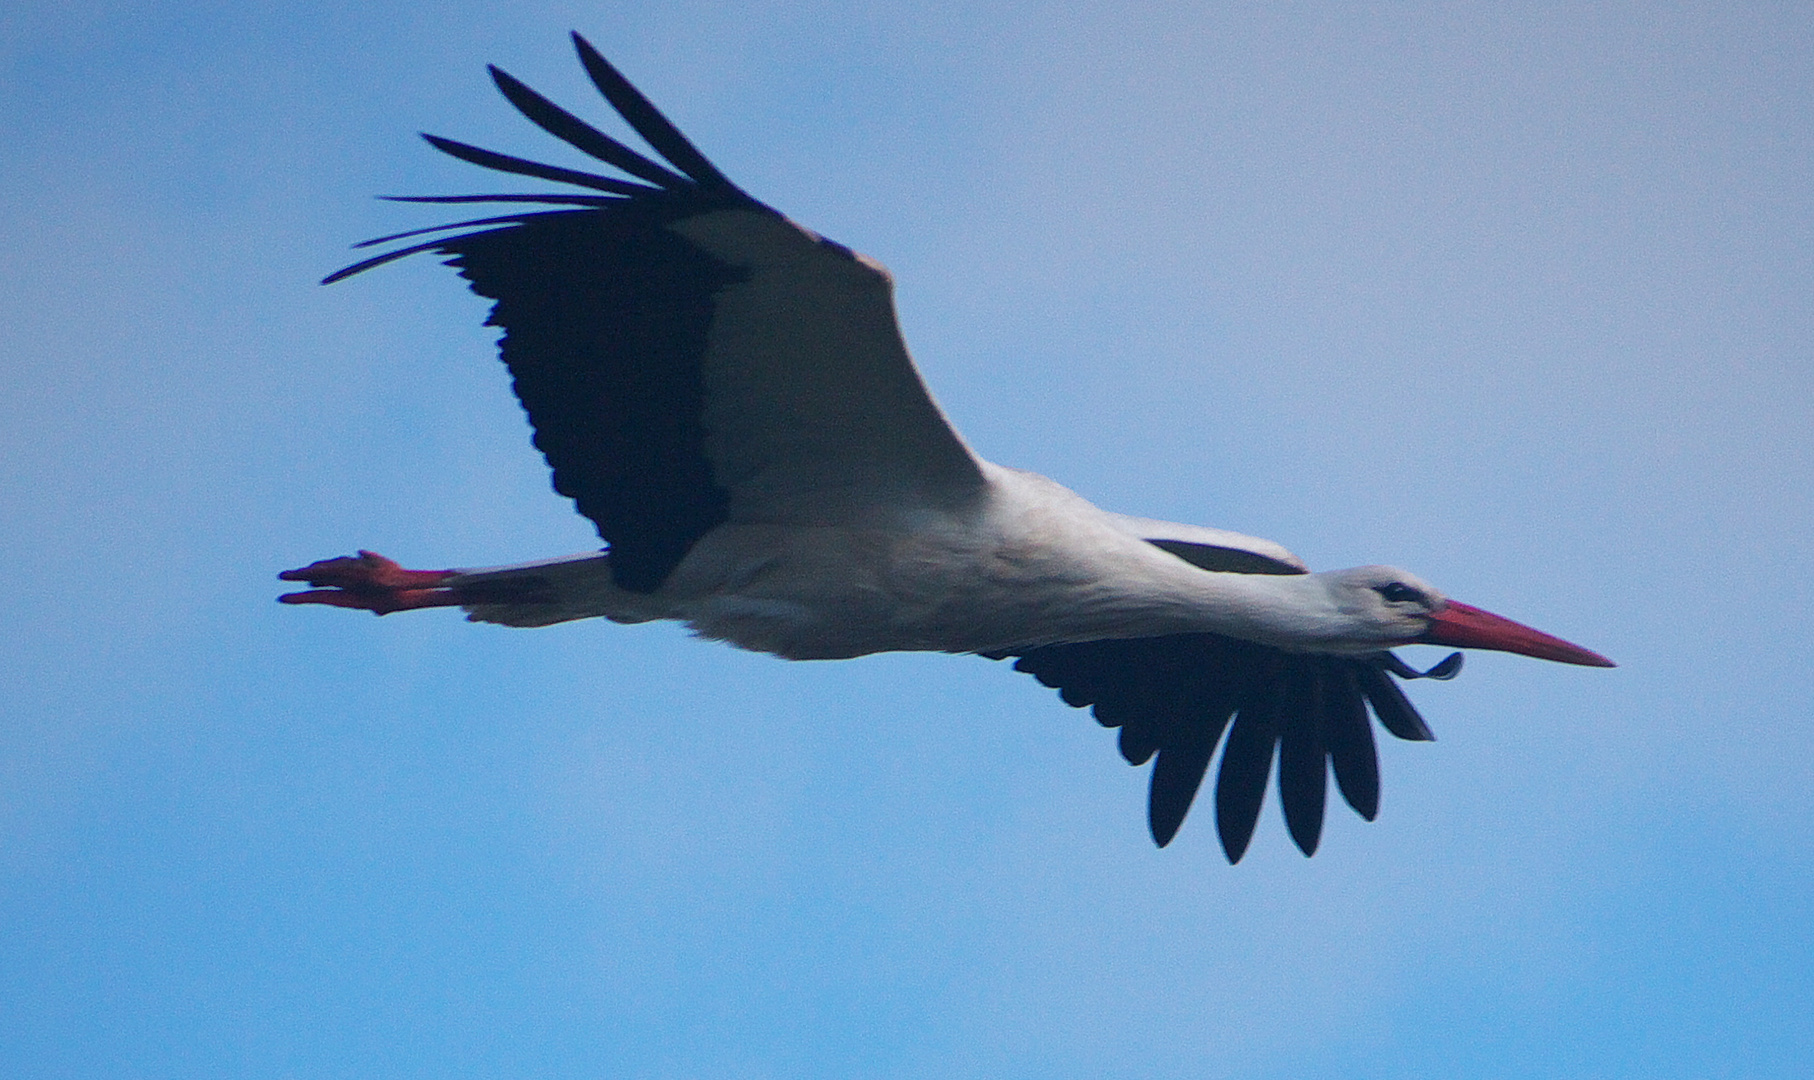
[3,3,1810,1076]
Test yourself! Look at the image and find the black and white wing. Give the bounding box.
[1004,533,1460,862]
[330,35,985,593]
[1102,512,1307,575]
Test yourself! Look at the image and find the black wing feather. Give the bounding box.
[1276,662,1328,856]
[1214,671,1282,864]
[1358,664,1438,742]
[1003,626,1444,862]
[381,193,623,207]
[1013,635,1239,827]
[488,65,694,189]
[355,210,608,249]
[571,34,739,191]
[324,227,530,284]
[421,133,658,196]
[1148,744,1215,848]
[1119,724,1160,767]
[1322,663,1381,820]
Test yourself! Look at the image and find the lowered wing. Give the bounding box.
[1004,518,1453,861]
[1005,632,1459,862]
[328,35,985,593]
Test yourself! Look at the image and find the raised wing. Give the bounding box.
[1004,637,1460,862]
[327,35,985,592]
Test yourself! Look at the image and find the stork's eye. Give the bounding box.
[1375,582,1424,604]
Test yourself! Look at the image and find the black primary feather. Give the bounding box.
[380,193,624,207]
[488,65,693,189]
[420,134,657,196]
[323,227,527,284]
[1276,663,1328,856]
[1214,669,1282,864]
[570,33,739,192]
[1358,665,1438,742]
[1321,664,1381,820]
[1148,744,1216,848]
[354,210,606,249]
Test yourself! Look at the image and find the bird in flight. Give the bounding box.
[282,34,1613,863]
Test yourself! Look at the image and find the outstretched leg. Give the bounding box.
[279,550,462,615]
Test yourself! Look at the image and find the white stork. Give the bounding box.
[282,35,1612,863]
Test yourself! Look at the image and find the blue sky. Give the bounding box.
[2,2,1810,1076]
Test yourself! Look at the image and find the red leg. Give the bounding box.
[278,550,462,615]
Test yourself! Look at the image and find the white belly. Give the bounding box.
[667,489,1220,660]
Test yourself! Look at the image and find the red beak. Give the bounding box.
[1418,601,1615,667]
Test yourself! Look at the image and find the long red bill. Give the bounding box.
[1418,601,1615,667]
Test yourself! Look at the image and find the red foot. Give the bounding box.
[278,550,462,615]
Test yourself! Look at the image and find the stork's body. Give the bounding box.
[439,466,1385,661]
[284,37,1611,862]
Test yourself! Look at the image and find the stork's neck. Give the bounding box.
[967,467,1371,654]
[965,538,1362,656]
[1130,561,1365,652]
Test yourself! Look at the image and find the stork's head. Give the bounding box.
[1321,565,1614,666]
